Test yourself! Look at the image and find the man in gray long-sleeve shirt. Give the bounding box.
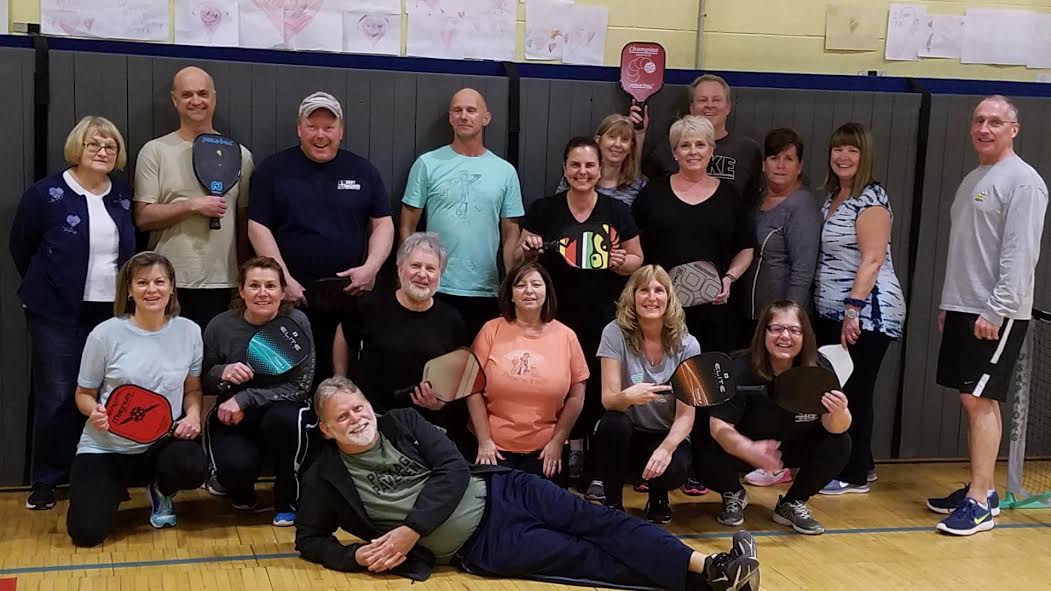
[927,95,1048,537]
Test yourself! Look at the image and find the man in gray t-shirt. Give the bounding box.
[929,95,1048,537]
[642,74,762,208]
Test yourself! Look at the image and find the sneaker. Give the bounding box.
[818,479,870,495]
[703,551,761,591]
[717,489,749,526]
[730,530,757,561]
[584,480,606,504]
[231,492,259,512]
[744,468,793,487]
[272,511,296,527]
[867,468,878,483]
[682,477,709,496]
[644,491,672,524]
[567,444,584,481]
[146,482,176,529]
[773,496,824,535]
[926,484,1001,516]
[633,480,650,493]
[25,486,56,510]
[205,474,228,497]
[936,497,994,536]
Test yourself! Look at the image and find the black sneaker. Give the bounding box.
[730,530,757,561]
[704,551,761,591]
[644,490,672,524]
[773,495,824,535]
[26,486,56,510]
[717,489,748,526]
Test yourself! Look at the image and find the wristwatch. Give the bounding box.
[844,308,859,320]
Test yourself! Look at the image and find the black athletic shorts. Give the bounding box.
[936,311,1029,402]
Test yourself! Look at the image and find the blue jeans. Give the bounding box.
[457,471,693,590]
[26,304,111,488]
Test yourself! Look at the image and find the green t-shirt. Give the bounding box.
[341,436,487,562]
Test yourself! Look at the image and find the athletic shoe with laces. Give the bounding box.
[25,486,56,510]
[730,530,757,561]
[926,483,1000,516]
[773,495,824,535]
[867,468,878,482]
[744,468,793,487]
[205,473,228,497]
[936,497,994,536]
[584,480,606,504]
[717,489,748,526]
[702,551,761,591]
[682,477,709,496]
[818,479,870,495]
[644,490,672,524]
[272,511,296,527]
[147,482,176,529]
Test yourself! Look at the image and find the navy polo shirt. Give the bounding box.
[249,146,391,283]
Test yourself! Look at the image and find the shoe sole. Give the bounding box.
[25,502,55,510]
[272,520,295,527]
[926,501,1000,517]
[682,488,709,497]
[744,477,792,487]
[818,486,870,495]
[647,514,672,524]
[772,512,824,535]
[936,519,994,536]
[150,518,176,529]
[717,516,744,527]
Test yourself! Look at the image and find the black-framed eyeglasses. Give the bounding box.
[84,141,119,155]
[766,324,803,336]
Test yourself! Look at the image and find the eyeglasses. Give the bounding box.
[970,117,1017,130]
[766,324,803,336]
[84,141,119,155]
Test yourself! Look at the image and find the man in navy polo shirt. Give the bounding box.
[249,91,394,384]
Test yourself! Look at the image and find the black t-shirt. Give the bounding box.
[710,355,827,442]
[342,291,468,426]
[632,176,754,275]
[249,147,391,284]
[521,192,639,333]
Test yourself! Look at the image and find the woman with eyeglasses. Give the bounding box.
[704,301,851,535]
[10,116,136,511]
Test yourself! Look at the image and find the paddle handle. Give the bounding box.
[632,99,645,130]
[209,217,221,230]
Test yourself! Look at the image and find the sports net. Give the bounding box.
[1005,309,1051,509]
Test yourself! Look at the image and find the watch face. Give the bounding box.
[845,309,859,319]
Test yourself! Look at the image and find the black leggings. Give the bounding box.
[67,438,208,547]
[594,411,692,506]
[703,428,851,503]
[816,318,892,485]
[205,400,315,512]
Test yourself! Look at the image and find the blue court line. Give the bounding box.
[3,521,1051,576]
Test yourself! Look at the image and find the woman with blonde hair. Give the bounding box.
[556,112,647,206]
[593,265,700,523]
[10,116,136,510]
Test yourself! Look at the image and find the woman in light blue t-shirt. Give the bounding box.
[67,252,207,547]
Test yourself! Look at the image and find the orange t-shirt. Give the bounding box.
[471,318,590,453]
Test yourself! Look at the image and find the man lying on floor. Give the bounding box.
[295,377,761,591]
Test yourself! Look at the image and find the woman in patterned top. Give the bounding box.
[813,122,905,496]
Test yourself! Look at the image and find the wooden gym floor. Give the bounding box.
[1,462,1050,590]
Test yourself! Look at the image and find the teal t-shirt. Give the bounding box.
[340,435,487,563]
[402,145,524,297]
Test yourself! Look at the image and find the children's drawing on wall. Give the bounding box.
[240,0,342,52]
[176,0,239,46]
[562,4,608,65]
[524,0,573,60]
[344,11,400,55]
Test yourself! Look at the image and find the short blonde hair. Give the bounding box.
[614,265,688,355]
[669,115,715,150]
[64,116,127,170]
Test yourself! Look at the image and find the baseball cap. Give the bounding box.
[298,91,343,120]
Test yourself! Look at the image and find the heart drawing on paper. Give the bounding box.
[253,0,323,40]
[52,13,96,36]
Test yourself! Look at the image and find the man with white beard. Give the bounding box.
[332,232,471,454]
[295,377,761,591]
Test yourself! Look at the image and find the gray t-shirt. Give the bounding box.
[77,316,203,455]
[742,188,823,318]
[941,154,1048,325]
[596,321,701,432]
[340,435,487,563]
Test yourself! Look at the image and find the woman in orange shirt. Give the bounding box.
[467,260,589,482]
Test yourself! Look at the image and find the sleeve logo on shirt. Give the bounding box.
[974,191,987,202]
[338,180,362,190]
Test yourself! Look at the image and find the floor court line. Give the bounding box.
[3,522,1051,576]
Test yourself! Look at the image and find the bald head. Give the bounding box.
[450,88,487,112]
[170,67,217,130]
[448,88,491,146]
[172,66,215,93]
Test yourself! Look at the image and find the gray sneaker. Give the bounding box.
[773,495,824,535]
[584,480,606,504]
[717,489,748,526]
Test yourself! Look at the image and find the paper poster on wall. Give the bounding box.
[562,5,608,65]
[175,0,239,47]
[885,3,927,61]
[0,0,8,35]
[824,3,880,51]
[1028,14,1051,69]
[406,8,467,59]
[42,0,168,41]
[239,1,342,52]
[918,14,963,59]
[525,0,574,60]
[348,0,400,13]
[407,0,515,61]
[344,10,400,55]
[962,9,1032,65]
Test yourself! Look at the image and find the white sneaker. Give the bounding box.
[744,468,793,487]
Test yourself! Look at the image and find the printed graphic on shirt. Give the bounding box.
[708,155,737,182]
[364,455,426,494]
[432,171,484,220]
[337,180,362,190]
[503,349,545,383]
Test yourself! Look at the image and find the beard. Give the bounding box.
[344,420,378,447]
[402,282,433,303]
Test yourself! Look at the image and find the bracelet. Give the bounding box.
[724,272,738,283]
[843,297,868,309]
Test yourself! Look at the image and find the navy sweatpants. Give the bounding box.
[457,471,693,590]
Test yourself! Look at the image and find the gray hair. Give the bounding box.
[978,94,1020,124]
[669,115,715,150]
[313,376,365,420]
[396,231,449,271]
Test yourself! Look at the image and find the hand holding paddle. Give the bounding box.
[393,348,487,405]
[192,133,243,231]
[217,317,312,395]
[770,365,842,414]
[667,352,737,407]
[620,42,666,131]
[669,261,723,307]
[105,384,192,444]
[90,403,110,432]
